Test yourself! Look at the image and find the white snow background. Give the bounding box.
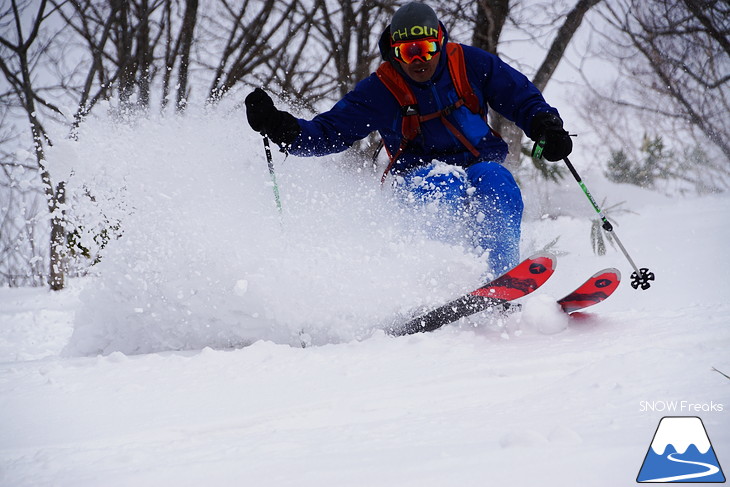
[1,103,728,486]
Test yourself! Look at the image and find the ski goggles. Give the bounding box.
[392,33,442,64]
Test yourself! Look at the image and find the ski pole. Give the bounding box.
[532,139,655,290]
[263,135,282,214]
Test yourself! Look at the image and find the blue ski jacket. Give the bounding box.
[287,26,559,174]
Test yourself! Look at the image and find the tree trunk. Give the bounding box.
[9,0,68,290]
[471,0,509,55]
[113,0,135,106]
[136,0,152,108]
[532,0,602,92]
[177,0,198,111]
[49,182,67,291]
[471,0,519,171]
[474,0,602,172]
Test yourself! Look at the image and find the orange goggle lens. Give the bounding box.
[393,39,441,64]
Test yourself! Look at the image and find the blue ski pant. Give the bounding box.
[396,161,523,275]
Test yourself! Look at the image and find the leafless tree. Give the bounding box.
[162,0,198,111]
[308,0,390,100]
[0,0,71,290]
[50,0,122,131]
[201,0,304,102]
[591,0,729,164]
[472,0,602,173]
[105,0,167,108]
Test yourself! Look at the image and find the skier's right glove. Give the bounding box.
[245,88,300,146]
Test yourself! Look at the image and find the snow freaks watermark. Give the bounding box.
[636,416,726,483]
[639,400,724,413]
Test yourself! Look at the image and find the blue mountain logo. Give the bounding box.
[637,416,726,483]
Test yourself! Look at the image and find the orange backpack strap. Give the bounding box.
[446,43,481,115]
[376,62,421,141]
[376,62,422,181]
[447,44,503,139]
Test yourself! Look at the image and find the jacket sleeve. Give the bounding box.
[462,45,559,139]
[288,75,397,157]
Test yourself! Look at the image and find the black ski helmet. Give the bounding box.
[390,2,440,42]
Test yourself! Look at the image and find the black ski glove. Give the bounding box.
[529,112,573,162]
[245,88,301,146]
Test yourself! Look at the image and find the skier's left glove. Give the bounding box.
[529,112,573,162]
[245,88,300,146]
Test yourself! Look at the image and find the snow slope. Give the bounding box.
[1,109,728,486]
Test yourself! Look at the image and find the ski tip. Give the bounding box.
[523,251,558,271]
[591,267,621,280]
[526,251,557,259]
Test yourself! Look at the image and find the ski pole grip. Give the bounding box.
[531,138,546,159]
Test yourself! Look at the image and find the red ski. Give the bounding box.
[391,252,556,335]
[558,268,621,314]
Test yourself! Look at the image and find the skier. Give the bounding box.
[245,1,572,275]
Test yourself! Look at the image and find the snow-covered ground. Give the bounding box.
[1,109,728,486]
